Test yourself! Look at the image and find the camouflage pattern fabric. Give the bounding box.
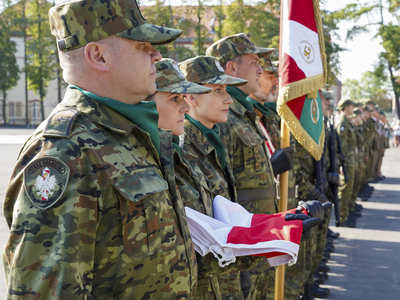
[351,124,365,206]
[3,88,197,299]
[223,95,277,300]
[181,120,259,300]
[256,110,304,299]
[205,33,274,66]
[336,114,357,222]
[156,58,212,94]
[364,118,376,181]
[49,0,182,51]
[259,57,278,73]
[179,56,248,86]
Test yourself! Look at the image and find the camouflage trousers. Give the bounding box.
[196,276,223,300]
[264,241,309,300]
[244,263,275,300]
[219,270,244,300]
[352,159,365,204]
[339,163,355,222]
[240,198,277,300]
[310,207,331,278]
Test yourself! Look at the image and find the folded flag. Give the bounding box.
[185,196,304,267]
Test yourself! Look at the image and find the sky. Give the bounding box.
[42,0,393,83]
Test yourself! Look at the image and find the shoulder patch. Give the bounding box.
[43,108,80,138]
[24,157,70,210]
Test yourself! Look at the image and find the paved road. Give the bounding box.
[0,128,399,299]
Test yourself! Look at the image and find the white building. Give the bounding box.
[0,36,66,126]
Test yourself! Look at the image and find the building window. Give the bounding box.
[16,102,22,117]
[9,102,14,117]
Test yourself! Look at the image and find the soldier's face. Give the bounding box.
[254,71,278,103]
[154,92,189,135]
[233,54,263,95]
[111,37,161,102]
[186,84,233,128]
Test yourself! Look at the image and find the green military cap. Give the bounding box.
[49,0,182,52]
[360,98,375,106]
[338,98,354,110]
[205,33,275,66]
[379,110,386,116]
[155,59,212,94]
[179,56,248,86]
[353,108,362,115]
[321,90,333,100]
[259,57,278,73]
[352,101,359,106]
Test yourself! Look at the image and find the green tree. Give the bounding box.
[25,0,56,121]
[142,0,195,60]
[0,13,20,125]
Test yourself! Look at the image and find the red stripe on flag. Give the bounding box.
[280,53,306,87]
[288,0,317,32]
[227,208,303,246]
[287,95,306,120]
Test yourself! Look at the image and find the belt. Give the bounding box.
[237,187,276,202]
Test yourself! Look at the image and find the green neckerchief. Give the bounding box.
[185,114,226,169]
[248,97,271,117]
[70,85,160,154]
[264,102,277,113]
[172,135,182,155]
[226,86,253,112]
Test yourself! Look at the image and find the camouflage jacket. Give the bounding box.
[182,120,236,203]
[364,118,375,156]
[181,120,258,300]
[256,109,298,209]
[3,88,197,299]
[224,96,277,215]
[355,124,365,166]
[336,114,357,166]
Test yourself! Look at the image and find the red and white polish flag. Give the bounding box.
[185,196,304,267]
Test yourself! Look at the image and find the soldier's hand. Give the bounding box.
[307,187,327,203]
[270,147,294,176]
[327,172,340,186]
[285,211,321,241]
[297,200,324,220]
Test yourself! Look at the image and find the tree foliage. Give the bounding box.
[0,9,20,124]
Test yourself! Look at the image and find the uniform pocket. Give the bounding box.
[111,168,179,260]
[233,123,266,177]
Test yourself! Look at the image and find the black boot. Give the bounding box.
[310,282,330,298]
[301,284,315,300]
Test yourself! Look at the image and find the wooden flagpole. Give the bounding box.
[274,120,291,300]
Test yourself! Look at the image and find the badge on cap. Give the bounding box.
[172,61,185,79]
[24,157,70,210]
[215,60,224,73]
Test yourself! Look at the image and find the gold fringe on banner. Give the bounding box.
[279,74,325,104]
[277,95,325,161]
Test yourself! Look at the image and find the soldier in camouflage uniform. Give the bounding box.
[151,56,253,300]
[350,108,366,210]
[248,58,315,300]
[336,98,358,228]
[2,1,200,298]
[179,55,256,300]
[206,34,292,300]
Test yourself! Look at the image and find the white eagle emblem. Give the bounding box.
[35,167,57,201]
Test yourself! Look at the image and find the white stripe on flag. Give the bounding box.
[281,19,323,78]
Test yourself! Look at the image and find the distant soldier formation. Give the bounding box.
[1,0,393,299]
